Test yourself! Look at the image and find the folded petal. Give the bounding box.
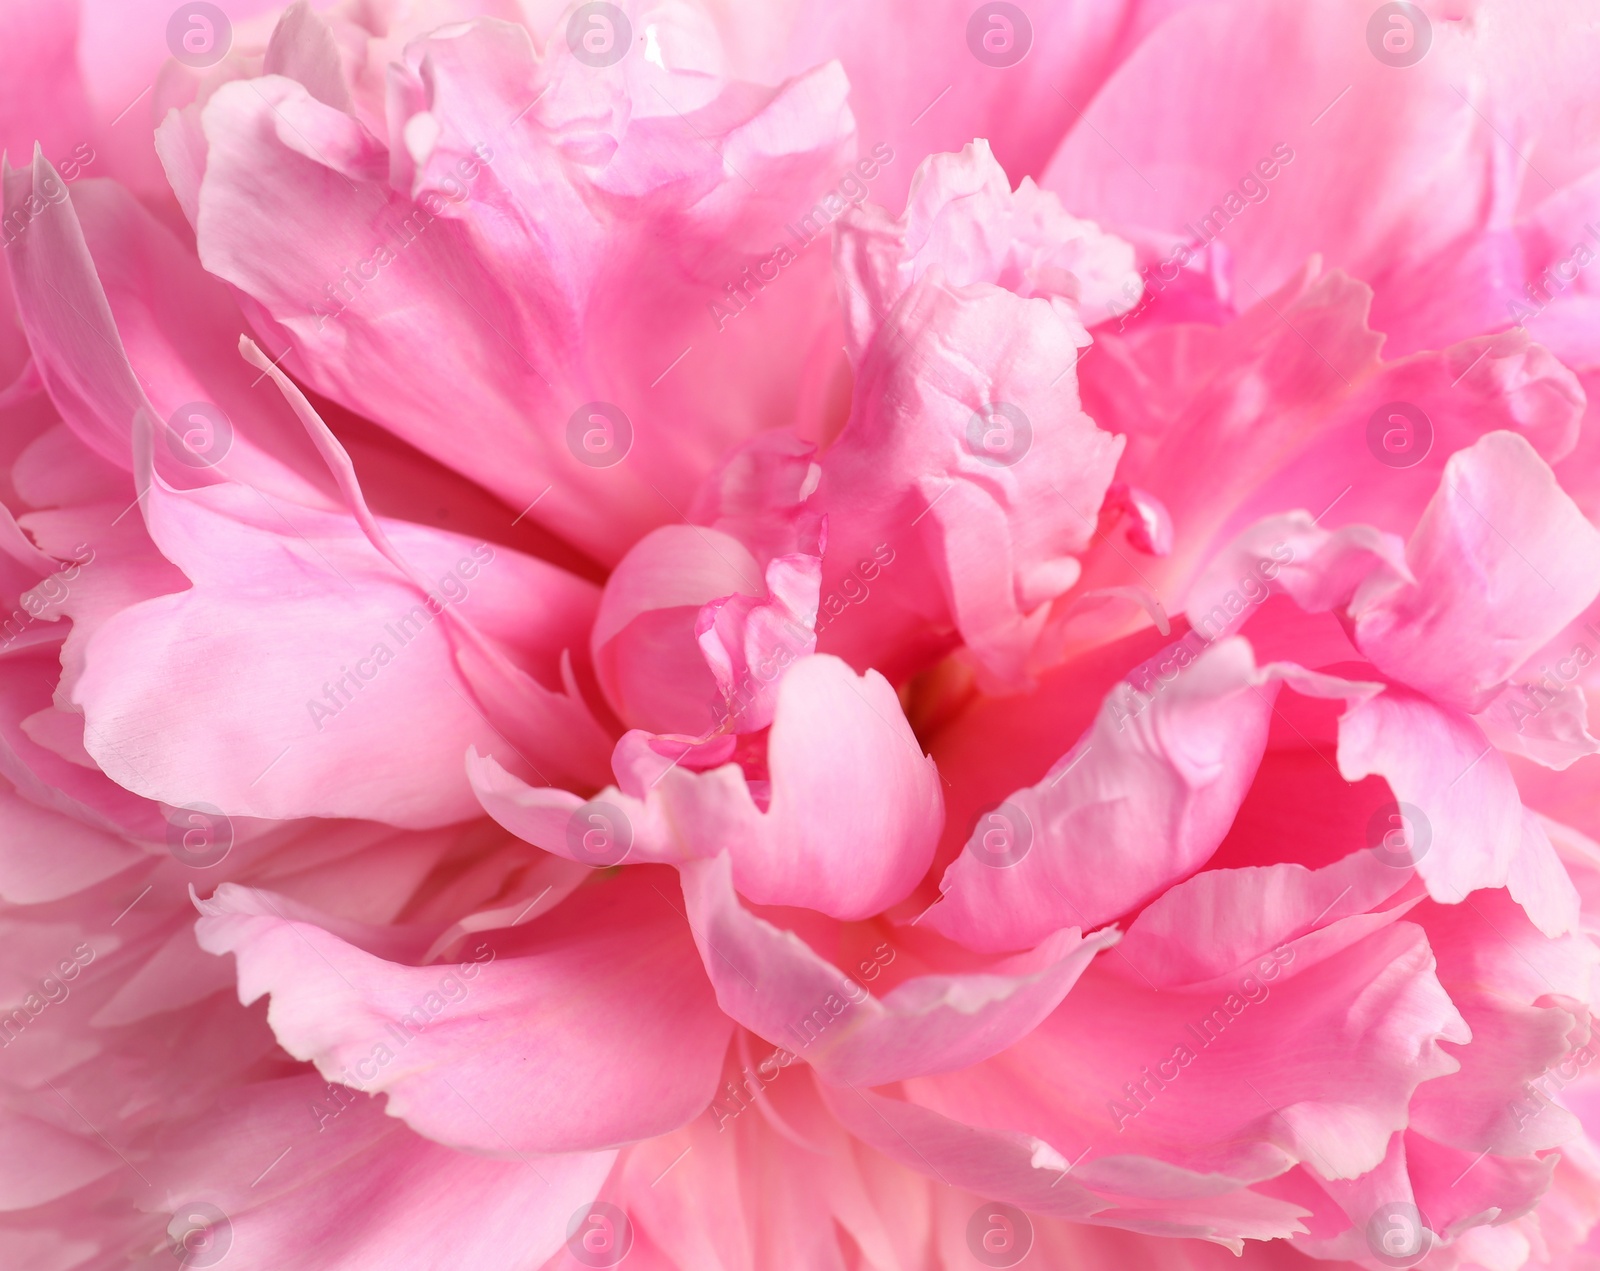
[195,867,732,1155]
[817,1081,1312,1246]
[890,918,1467,1192]
[1338,685,1581,935]
[3,155,335,504]
[472,654,943,919]
[815,264,1124,686]
[1351,431,1600,714]
[929,639,1362,952]
[142,1073,615,1271]
[169,17,856,562]
[1115,849,1415,990]
[695,550,820,734]
[679,852,1118,1087]
[0,787,144,904]
[837,141,1138,359]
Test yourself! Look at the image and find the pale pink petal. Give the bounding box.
[815,265,1123,687]
[688,430,824,567]
[142,1073,615,1271]
[195,868,732,1155]
[0,649,168,841]
[168,19,856,562]
[883,919,1467,1194]
[88,921,236,1028]
[1072,269,1589,631]
[755,0,1201,211]
[1475,678,1600,772]
[591,524,776,736]
[72,479,516,827]
[818,1080,1311,1246]
[69,398,605,824]
[474,654,942,920]
[0,1112,118,1212]
[0,787,144,904]
[836,140,1138,360]
[678,851,1118,1087]
[1115,848,1415,989]
[695,551,820,733]
[1338,685,1581,936]
[2,153,335,503]
[1409,886,1596,1158]
[1181,512,1411,645]
[1041,0,1495,322]
[1351,432,1600,715]
[929,640,1364,952]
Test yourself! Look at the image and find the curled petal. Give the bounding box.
[195,869,732,1155]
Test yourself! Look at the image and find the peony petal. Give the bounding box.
[473,653,942,919]
[679,851,1119,1087]
[815,266,1123,687]
[0,787,144,904]
[71,406,604,826]
[0,1111,118,1212]
[817,1080,1311,1246]
[1475,677,1600,771]
[889,919,1467,1193]
[1115,849,1415,990]
[141,1072,615,1271]
[1338,685,1580,935]
[836,141,1138,360]
[170,21,856,563]
[1351,431,1600,715]
[1041,0,1492,316]
[195,868,732,1155]
[928,639,1363,952]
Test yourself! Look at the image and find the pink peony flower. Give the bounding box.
[4,1,1600,1269]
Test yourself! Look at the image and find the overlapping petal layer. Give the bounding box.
[2,2,1600,1270]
